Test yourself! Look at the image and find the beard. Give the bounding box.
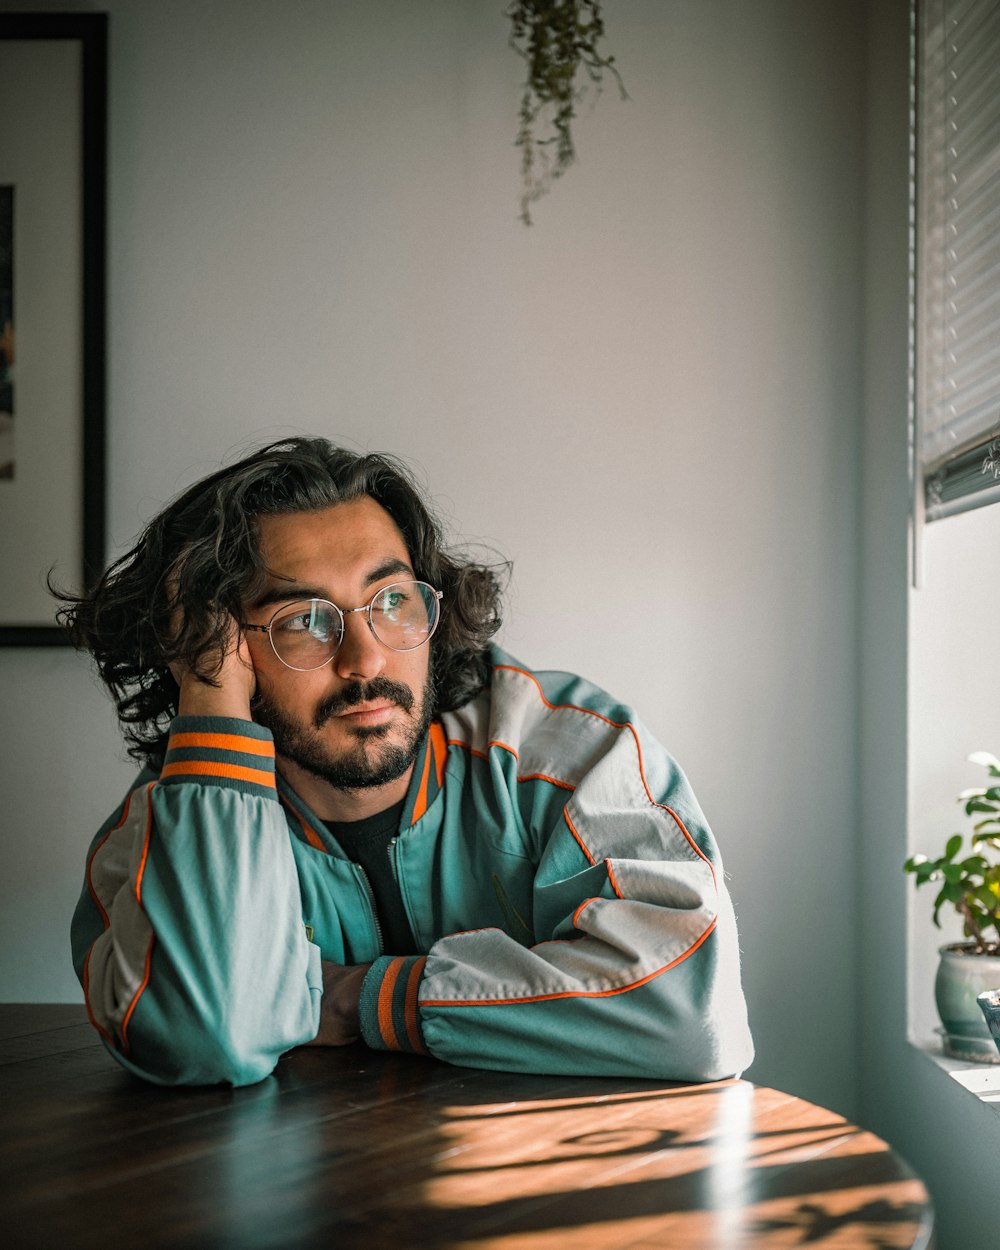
[252,670,436,792]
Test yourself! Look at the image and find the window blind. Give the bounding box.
[917,0,1000,522]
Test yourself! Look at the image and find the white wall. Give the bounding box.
[0,0,866,1115]
[859,3,1000,1247]
[909,502,1000,1042]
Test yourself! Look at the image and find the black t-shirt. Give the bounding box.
[326,799,417,955]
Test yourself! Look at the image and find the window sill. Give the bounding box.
[912,1034,1000,1110]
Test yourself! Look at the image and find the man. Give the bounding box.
[63,437,753,1087]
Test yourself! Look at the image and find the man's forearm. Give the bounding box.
[309,962,372,1046]
[177,673,254,720]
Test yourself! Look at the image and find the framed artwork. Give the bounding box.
[0,13,106,645]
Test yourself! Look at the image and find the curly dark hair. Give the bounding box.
[56,438,506,765]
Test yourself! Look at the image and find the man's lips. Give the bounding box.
[314,678,415,728]
[334,702,396,724]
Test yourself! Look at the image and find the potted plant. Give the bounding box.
[904,751,1000,1062]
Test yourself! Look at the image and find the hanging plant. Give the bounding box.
[507,0,626,224]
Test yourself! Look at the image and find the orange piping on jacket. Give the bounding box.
[421,917,719,1008]
[493,664,715,879]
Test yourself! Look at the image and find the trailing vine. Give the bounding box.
[507,0,626,224]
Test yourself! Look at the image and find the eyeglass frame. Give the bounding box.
[241,579,443,671]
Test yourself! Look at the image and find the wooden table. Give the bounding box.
[0,1005,932,1250]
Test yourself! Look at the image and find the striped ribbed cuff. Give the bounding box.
[158,716,276,798]
[359,955,428,1055]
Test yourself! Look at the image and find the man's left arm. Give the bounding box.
[352,711,754,1082]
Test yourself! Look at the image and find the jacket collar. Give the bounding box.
[400,721,448,828]
[277,720,448,852]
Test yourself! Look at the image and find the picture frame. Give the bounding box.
[0,12,106,645]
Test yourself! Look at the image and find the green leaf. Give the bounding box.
[945,834,963,860]
[942,863,964,884]
[959,855,988,875]
[966,800,997,815]
[975,884,1000,911]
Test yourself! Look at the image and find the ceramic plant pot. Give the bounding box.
[935,943,1000,1063]
[978,988,1000,1059]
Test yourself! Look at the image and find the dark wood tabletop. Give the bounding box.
[0,1004,933,1250]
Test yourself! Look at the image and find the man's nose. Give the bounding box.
[332,611,386,682]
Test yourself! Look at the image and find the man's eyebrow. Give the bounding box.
[249,558,415,612]
[249,584,328,612]
[362,557,414,588]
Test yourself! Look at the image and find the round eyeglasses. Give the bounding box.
[243,580,443,671]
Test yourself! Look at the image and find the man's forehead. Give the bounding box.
[255,497,413,580]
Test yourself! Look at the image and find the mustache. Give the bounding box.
[314,676,415,727]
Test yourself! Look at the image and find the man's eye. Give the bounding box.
[375,590,411,618]
[277,613,313,633]
[276,605,336,635]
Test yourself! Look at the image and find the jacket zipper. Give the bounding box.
[387,836,419,949]
[355,865,384,953]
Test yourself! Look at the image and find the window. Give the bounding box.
[915,0,1000,521]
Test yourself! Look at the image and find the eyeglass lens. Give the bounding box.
[267,581,439,670]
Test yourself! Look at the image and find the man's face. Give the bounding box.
[244,497,434,793]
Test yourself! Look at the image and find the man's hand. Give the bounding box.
[172,613,257,720]
[308,962,372,1046]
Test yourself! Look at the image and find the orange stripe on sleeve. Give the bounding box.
[167,731,273,756]
[377,959,404,1051]
[159,760,276,788]
[404,956,428,1054]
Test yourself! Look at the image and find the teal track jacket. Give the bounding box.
[72,648,754,1086]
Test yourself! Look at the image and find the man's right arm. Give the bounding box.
[72,635,322,1086]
